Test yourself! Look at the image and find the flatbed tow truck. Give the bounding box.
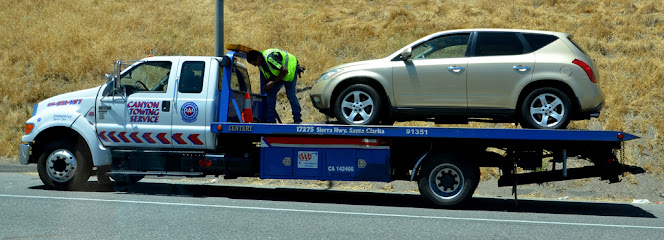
[19,48,638,207]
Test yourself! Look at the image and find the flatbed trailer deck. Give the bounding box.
[210,121,636,207]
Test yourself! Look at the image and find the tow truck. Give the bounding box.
[18,46,638,207]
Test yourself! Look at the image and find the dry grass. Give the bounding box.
[1,0,663,178]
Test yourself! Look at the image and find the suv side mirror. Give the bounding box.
[400,47,412,60]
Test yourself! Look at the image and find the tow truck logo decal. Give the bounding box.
[118,132,130,143]
[172,133,186,144]
[99,131,110,142]
[99,132,203,145]
[180,102,198,123]
[47,99,82,107]
[129,132,142,143]
[143,132,156,144]
[127,101,160,123]
[157,133,171,144]
[188,134,204,145]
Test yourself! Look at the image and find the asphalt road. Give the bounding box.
[1,171,663,239]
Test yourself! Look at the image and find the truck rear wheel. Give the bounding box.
[418,153,479,207]
[37,139,92,190]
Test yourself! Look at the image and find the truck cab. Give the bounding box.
[96,56,258,150]
[20,53,263,189]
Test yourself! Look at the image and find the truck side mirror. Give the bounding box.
[104,74,115,83]
[400,47,412,61]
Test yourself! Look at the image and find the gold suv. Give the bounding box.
[309,29,604,129]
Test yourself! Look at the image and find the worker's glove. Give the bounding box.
[263,81,275,92]
[296,65,306,78]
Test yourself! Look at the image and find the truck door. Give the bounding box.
[171,58,211,149]
[96,58,179,148]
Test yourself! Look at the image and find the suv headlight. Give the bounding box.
[317,69,343,82]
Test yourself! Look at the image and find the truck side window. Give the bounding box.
[217,61,251,93]
[237,66,251,93]
[179,61,205,93]
[230,66,251,92]
[230,67,242,91]
[120,61,172,95]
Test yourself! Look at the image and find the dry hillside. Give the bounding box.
[1,0,662,181]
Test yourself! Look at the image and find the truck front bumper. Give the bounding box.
[19,144,32,165]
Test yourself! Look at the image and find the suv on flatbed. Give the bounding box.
[309,29,604,129]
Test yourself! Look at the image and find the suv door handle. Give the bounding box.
[513,65,532,72]
[448,66,465,73]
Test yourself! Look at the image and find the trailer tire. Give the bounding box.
[37,139,92,190]
[418,153,479,207]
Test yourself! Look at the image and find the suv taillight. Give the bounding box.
[572,59,597,84]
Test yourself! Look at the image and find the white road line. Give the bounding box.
[1,193,662,230]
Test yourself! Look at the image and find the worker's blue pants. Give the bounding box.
[266,74,302,123]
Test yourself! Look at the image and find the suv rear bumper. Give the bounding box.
[577,101,603,120]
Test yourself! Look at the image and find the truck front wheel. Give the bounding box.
[418,153,479,207]
[37,139,92,190]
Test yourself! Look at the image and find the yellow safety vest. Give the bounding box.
[260,49,297,82]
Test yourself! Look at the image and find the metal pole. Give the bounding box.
[215,0,224,57]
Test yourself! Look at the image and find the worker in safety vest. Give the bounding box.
[247,49,302,124]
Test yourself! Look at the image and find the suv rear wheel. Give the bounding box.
[520,87,572,129]
[334,84,382,125]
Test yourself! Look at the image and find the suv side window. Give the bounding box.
[179,61,205,93]
[119,61,172,94]
[411,34,470,59]
[523,33,558,52]
[474,32,525,57]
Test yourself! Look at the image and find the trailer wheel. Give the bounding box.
[37,139,92,190]
[418,153,479,207]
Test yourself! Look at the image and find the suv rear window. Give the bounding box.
[474,32,525,57]
[523,33,559,51]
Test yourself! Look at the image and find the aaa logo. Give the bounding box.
[180,102,199,123]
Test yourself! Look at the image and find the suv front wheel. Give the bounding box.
[334,84,382,125]
[520,87,572,129]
